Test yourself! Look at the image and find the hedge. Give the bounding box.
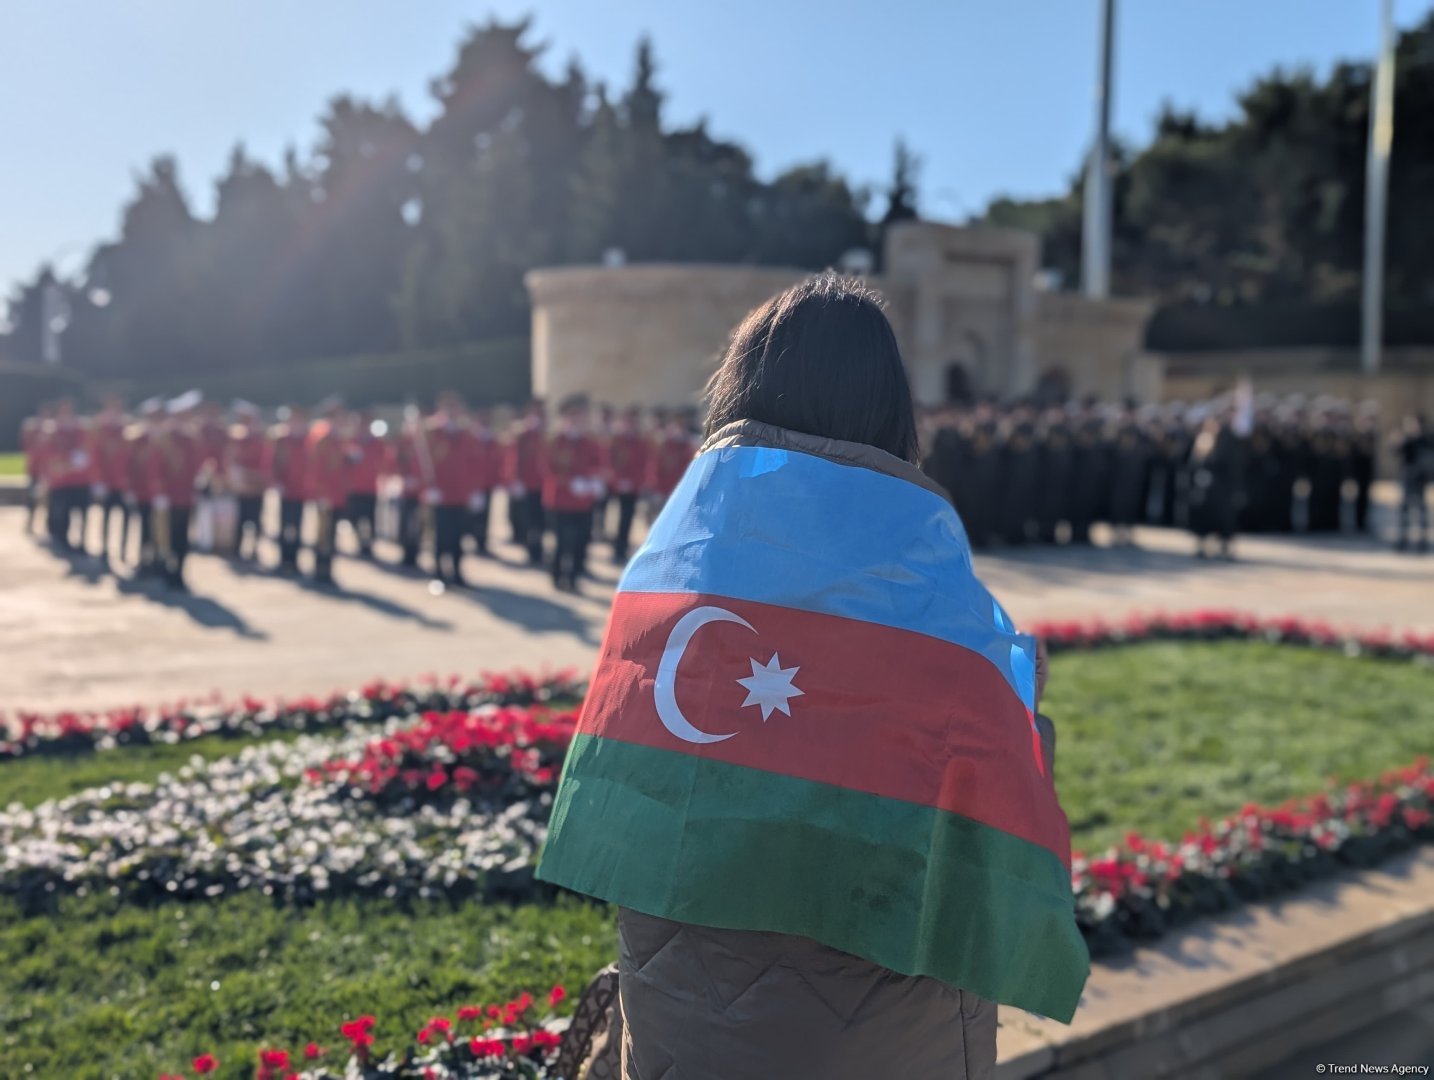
[0,363,83,451]
[1146,301,1434,353]
[109,338,531,410]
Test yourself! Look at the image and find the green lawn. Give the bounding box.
[2,640,1430,1076]
[0,452,24,477]
[0,892,614,1080]
[0,730,302,809]
[1045,640,1434,851]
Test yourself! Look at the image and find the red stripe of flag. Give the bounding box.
[580,591,1071,866]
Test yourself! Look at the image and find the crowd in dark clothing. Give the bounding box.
[918,398,1429,558]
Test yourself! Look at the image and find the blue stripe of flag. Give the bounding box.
[619,444,1038,710]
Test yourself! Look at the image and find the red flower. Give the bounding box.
[193,1055,219,1074]
[548,985,567,1008]
[512,1034,532,1054]
[417,1028,431,1044]
[428,1016,452,1034]
[470,1036,504,1057]
[259,1049,289,1069]
[458,1004,483,1021]
[304,1042,323,1060]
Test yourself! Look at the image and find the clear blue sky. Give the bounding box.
[3,0,1429,300]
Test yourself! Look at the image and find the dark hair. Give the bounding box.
[704,274,919,463]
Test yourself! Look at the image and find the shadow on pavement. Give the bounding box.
[114,571,268,640]
[454,580,604,646]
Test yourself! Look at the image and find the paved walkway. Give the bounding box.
[1,505,1430,712]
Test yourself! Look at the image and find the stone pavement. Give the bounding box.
[996,847,1434,1078]
[0,505,1431,713]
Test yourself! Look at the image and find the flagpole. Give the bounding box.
[1082,0,1116,299]
[1361,0,1396,376]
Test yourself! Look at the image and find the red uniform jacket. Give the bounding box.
[345,434,388,496]
[44,423,94,490]
[650,433,696,496]
[197,421,227,473]
[266,426,310,501]
[427,423,478,506]
[607,431,652,495]
[126,430,158,503]
[146,431,202,508]
[543,433,603,512]
[471,430,504,494]
[225,428,268,497]
[306,423,351,509]
[505,423,547,492]
[88,420,129,494]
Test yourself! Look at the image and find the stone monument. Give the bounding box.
[526,220,1155,408]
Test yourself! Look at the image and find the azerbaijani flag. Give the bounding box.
[537,424,1089,1022]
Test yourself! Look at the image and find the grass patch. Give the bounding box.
[0,891,615,1080]
[0,452,22,477]
[1045,640,1434,851]
[0,731,300,809]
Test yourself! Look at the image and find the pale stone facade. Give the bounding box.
[525,220,1154,408]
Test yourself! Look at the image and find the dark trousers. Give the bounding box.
[93,491,128,557]
[1353,476,1373,533]
[345,492,377,555]
[552,509,590,587]
[518,491,546,563]
[236,495,263,559]
[398,496,422,566]
[165,506,192,584]
[467,492,492,555]
[433,504,465,583]
[47,485,85,551]
[593,495,612,541]
[133,502,155,569]
[613,493,639,562]
[1399,480,1430,551]
[278,498,304,569]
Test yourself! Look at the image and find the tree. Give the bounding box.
[981,12,1434,307]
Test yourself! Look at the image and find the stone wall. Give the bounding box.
[1031,292,1157,402]
[526,264,808,407]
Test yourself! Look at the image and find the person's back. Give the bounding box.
[539,275,1085,1079]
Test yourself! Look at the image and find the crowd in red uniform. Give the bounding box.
[20,393,700,593]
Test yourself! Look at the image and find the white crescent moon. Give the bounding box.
[654,605,756,744]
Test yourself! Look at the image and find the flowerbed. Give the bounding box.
[1032,609,1434,662]
[0,716,552,914]
[0,671,584,763]
[161,987,572,1080]
[1075,756,1434,956]
[308,707,577,807]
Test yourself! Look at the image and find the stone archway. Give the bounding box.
[1035,366,1072,405]
[944,363,974,404]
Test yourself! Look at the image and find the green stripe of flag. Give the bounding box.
[538,733,1089,1022]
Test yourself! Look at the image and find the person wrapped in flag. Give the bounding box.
[538,275,1088,1080]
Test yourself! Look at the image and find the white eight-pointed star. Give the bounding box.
[737,653,805,721]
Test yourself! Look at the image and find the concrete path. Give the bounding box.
[1,505,1430,713]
